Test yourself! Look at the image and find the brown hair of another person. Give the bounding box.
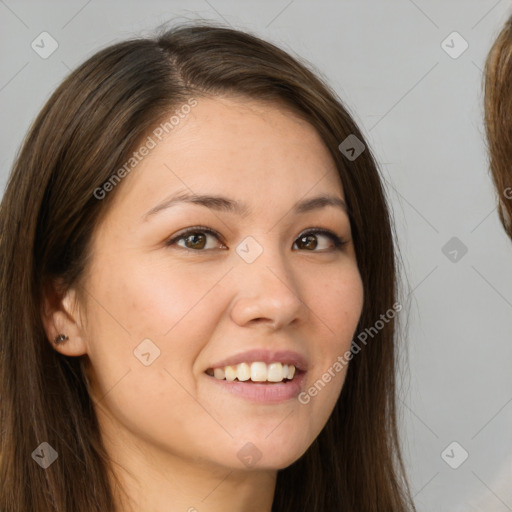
[485,15,512,238]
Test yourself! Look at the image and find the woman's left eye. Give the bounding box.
[293,228,348,251]
[165,226,347,252]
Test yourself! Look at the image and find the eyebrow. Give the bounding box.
[142,191,348,220]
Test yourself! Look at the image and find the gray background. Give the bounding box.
[1,1,511,510]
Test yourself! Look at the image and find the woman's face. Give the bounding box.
[72,96,364,472]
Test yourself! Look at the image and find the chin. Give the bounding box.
[224,433,312,471]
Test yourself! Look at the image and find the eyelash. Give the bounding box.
[165,225,348,252]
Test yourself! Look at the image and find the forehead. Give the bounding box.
[102,95,344,221]
[161,95,334,162]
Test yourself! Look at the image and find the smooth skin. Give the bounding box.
[42,95,364,512]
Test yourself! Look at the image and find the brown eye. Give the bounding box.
[296,234,318,250]
[182,232,207,250]
[293,229,347,251]
[166,227,346,253]
[166,227,225,251]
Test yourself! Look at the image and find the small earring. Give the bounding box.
[54,334,69,344]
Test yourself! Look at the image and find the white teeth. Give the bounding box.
[208,361,298,382]
[225,365,237,381]
[251,362,267,381]
[213,367,225,379]
[236,362,251,381]
[267,362,283,382]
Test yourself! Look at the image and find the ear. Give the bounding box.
[41,279,88,356]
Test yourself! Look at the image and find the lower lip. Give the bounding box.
[205,372,306,403]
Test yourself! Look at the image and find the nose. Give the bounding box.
[228,237,308,330]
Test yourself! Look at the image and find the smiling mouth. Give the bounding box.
[205,361,298,383]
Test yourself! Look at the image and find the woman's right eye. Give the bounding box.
[165,227,226,251]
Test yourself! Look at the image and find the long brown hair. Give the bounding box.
[0,22,416,511]
[484,14,512,238]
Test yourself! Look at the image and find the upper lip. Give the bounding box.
[207,349,308,372]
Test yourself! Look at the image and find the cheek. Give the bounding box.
[80,257,231,449]
[309,264,364,352]
[87,252,220,339]
[298,265,363,419]
[82,254,229,389]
